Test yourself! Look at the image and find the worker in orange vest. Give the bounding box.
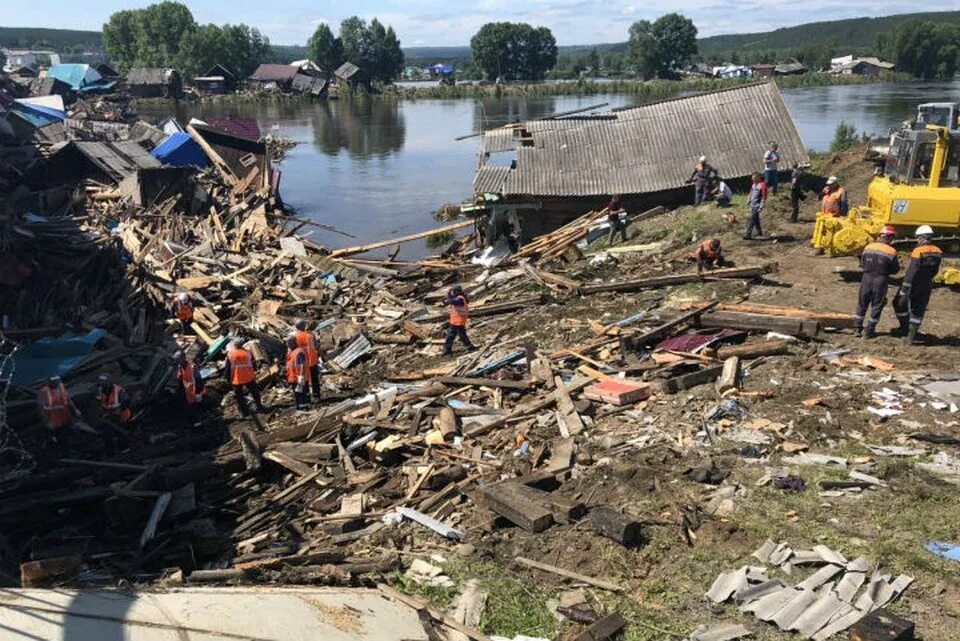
[293,319,321,402]
[693,239,724,273]
[442,285,476,356]
[37,375,80,431]
[225,340,264,417]
[175,350,204,427]
[819,176,848,217]
[172,292,195,333]
[98,374,132,425]
[285,335,309,410]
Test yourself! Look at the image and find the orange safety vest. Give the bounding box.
[448,295,469,327]
[174,299,194,321]
[698,240,719,259]
[295,330,319,367]
[228,348,256,385]
[177,361,201,405]
[39,383,72,428]
[820,188,845,217]
[286,347,307,383]
[99,384,132,423]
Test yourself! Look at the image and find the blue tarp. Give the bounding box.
[927,541,960,562]
[10,329,106,386]
[7,101,67,127]
[151,132,209,168]
[426,64,454,74]
[46,63,104,91]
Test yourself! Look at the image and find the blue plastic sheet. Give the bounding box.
[926,541,960,562]
[10,329,106,386]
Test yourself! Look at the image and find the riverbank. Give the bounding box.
[132,72,915,108]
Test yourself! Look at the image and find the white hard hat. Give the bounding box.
[98,374,109,383]
[826,176,838,185]
[698,155,707,163]
[227,340,239,351]
[915,225,934,237]
[178,293,189,302]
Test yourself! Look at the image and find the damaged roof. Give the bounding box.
[127,68,178,86]
[335,62,360,80]
[74,141,162,182]
[249,64,299,82]
[474,82,809,198]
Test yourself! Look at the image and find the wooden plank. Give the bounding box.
[715,356,741,394]
[330,220,475,258]
[514,556,624,592]
[553,375,584,435]
[691,310,820,337]
[655,365,725,394]
[378,584,493,641]
[503,480,585,523]
[417,295,544,324]
[263,450,315,477]
[547,437,576,473]
[478,483,554,532]
[715,339,791,360]
[436,376,532,390]
[463,378,592,439]
[580,264,776,295]
[570,614,628,641]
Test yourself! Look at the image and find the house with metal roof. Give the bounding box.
[249,64,299,91]
[45,64,109,93]
[474,82,809,227]
[194,64,237,94]
[127,68,183,98]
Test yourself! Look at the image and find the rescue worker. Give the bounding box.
[893,225,943,344]
[605,195,627,245]
[443,285,476,356]
[854,225,898,339]
[225,340,265,417]
[293,319,321,401]
[687,156,718,205]
[98,374,132,424]
[744,172,767,240]
[711,179,732,207]
[174,350,204,427]
[172,292,194,333]
[763,143,781,193]
[693,239,724,273]
[286,335,309,411]
[37,375,80,431]
[789,162,805,222]
[812,176,848,254]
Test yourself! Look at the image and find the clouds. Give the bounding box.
[0,0,925,47]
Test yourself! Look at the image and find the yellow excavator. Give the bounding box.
[813,114,960,283]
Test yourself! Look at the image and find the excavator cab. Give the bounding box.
[815,123,960,255]
[914,103,960,131]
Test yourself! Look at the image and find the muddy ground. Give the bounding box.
[392,147,960,641]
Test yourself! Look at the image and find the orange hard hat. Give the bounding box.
[881,225,896,236]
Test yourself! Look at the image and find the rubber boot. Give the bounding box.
[864,324,877,339]
[904,325,918,345]
[854,326,863,338]
[891,318,909,337]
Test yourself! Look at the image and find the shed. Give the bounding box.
[474,82,809,224]
[774,62,807,76]
[29,77,73,101]
[248,64,299,91]
[151,132,209,168]
[291,73,329,97]
[94,63,122,80]
[836,58,894,76]
[75,140,162,182]
[751,64,775,78]
[334,62,362,87]
[289,60,323,76]
[126,68,183,98]
[194,64,237,94]
[190,123,269,188]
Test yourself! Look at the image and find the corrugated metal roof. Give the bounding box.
[474,82,809,197]
[250,64,299,82]
[74,141,161,182]
[335,62,360,80]
[127,67,177,86]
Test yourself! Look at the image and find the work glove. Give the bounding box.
[297,375,305,386]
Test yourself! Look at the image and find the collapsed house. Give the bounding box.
[474,82,809,235]
[126,67,184,99]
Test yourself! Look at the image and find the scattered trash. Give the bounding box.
[774,475,806,492]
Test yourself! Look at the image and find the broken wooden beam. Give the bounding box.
[435,376,532,390]
[691,310,820,338]
[654,365,725,394]
[715,356,741,394]
[330,219,475,258]
[478,482,554,533]
[570,613,627,641]
[20,556,82,588]
[589,507,645,547]
[714,339,792,360]
[416,295,545,324]
[514,556,624,592]
[579,264,776,295]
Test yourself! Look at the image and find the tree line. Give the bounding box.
[98,3,959,85]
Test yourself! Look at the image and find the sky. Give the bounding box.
[0,0,926,47]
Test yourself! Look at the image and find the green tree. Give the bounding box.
[220,24,272,77]
[831,122,859,152]
[470,22,558,81]
[626,13,698,79]
[879,20,960,80]
[102,10,140,70]
[586,48,600,73]
[307,23,344,75]
[176,23,222,77]
[133,1,195,67]
[338,16,405,85]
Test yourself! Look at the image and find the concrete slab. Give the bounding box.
[0,586,430,641]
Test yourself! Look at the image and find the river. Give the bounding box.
[139,79,960,255]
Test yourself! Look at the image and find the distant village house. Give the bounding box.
[194,64,237,95]
[126,68,183,99]
[248,64,300,92]
[334,62,363,88]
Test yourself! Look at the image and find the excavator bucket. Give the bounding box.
[812,207,883,256]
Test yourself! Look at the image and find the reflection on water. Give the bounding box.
[136,80,960,257]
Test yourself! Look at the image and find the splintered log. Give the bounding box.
[416,295,545,324]
[478,482,553,532]
[20,556,82,587]
[504,481,585,524]
[715,356,741,394]
[655,365,726,394]
[589,507,645,547]
[570,614,628,641]
[703,302,856,328]
[692,310,820,337]
[579,264,776,295]
[715,339,792,360]
[330,220,475,258]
